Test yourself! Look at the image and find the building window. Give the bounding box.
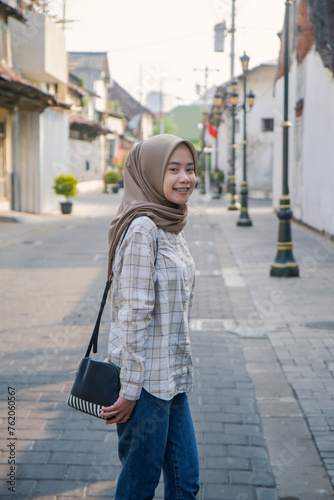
[295,99,304,118]
[69,129,80,140]
[262,118,274,132]
[106,138,116,166]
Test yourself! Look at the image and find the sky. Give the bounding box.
[63,0,286,111]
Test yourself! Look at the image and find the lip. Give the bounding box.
[173,187,190,192]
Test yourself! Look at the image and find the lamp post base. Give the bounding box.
[237,181,252,226]
[212,183,221,200]
[227,174,238,210]
[227,195,238,210]
[237,217,252,226]
[270,195,299,278]
[270,262,299,277]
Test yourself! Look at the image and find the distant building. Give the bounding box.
[214,62,277,198]
[108,80,153,141]
[68,52,116,186]
[167,105,202,143]
[145,91,161,114]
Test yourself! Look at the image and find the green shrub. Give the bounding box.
[210,170,225,184]
[53,174,78,199]
[104,171,120,184]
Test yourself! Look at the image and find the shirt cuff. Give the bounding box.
[119,382,142,401]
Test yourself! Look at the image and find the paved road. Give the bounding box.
[0,189,333,499]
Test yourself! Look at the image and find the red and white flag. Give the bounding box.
[207,121,218,139]
[113,144,124,165]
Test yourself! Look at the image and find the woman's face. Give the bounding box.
[163,144,196,204]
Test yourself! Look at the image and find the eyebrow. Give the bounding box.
[168,160,195,166]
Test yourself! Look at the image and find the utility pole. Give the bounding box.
[194,66,219,195]
[194,66,220,114]
[227,0,238,210]
[194,66,220,143]
[62,0,66,29]
[139,65,143,105]
[159,79,164,134]
[230,0,236,82]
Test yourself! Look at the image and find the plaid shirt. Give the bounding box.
[108,216,195,401]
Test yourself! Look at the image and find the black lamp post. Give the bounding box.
[199,111,208,194]
[227,80,239,210]
[237,52,254,227]
[270,0,299,277]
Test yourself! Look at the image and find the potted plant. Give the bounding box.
[104,170,120,193]
[53,174,78,214]
[210,170,225,198]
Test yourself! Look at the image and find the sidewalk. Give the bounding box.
[192,193,334,499]
[0,189,334,499]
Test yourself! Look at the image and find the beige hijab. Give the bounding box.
[108,134,198,277]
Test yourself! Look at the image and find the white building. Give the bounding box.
[214,62,277,199]
[67,52,111,186]
[272,0,334,236]
[8,8,69,214]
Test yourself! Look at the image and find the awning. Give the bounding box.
[0,60,70,111]
[70,114,111,136]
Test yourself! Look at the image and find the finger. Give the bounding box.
[118,414,131,424]
[105,418,116,425]
[101,405,117,412]
[100,409,118,419]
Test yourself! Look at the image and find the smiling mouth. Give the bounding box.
[173,188,189,192]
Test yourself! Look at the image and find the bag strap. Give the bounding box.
[85,214,158,357]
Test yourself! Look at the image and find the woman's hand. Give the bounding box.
[100,397,136,425]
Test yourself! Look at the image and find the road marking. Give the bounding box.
[195,269,221,276]
[221,267,246,287]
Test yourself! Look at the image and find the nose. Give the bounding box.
[179,170,190,183]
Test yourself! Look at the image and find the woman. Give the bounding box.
[100,134,199,499]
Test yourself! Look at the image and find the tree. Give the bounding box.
[153,115,177,136]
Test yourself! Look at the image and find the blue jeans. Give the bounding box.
[115,389,199,500]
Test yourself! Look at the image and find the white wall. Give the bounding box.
[9,13,67,84]
[238,65,277,198]
[301,51,334,235]
[13,111,40,213]
[94,80,107,113]
[141,112,153,140]
[12,108,69,214]
[67,138,102,183]
[273,48,334,235]
[40,108,69,213]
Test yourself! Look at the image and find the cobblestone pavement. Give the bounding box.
[0,189,334,499]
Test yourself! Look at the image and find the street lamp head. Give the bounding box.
[240,51,250,73]
[231,80,238,93]
[214,93,223,108]
[231,91,239,107]
[248,90,255,108]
